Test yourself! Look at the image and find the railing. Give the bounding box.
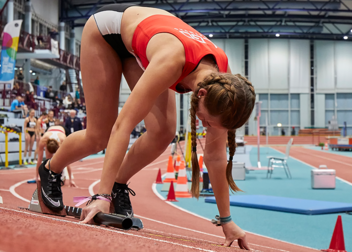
[0,80,68,110]
[0,22,80,70]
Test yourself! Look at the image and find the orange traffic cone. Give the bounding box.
[175,161,192,198]
[325,142,329,151]
[175,155,181,172]
[166,181,178,202]
[163,156,177,183]
[155,168,163,184]
[199,155,204,182]
[321,215,346,252]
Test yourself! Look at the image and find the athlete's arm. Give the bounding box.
[66,165,76,187]
[204,127,249,249]
[203,126,229,216]
[23,118,28,133]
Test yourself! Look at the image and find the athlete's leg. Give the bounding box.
[48,17,122,173]
[24,133,30,163]
[29,134,35,163]
[115,58,176,183]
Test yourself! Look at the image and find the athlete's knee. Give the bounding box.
[85,131,109,153]
[150,126,176,150]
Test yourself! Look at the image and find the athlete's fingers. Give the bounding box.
[223,239,234,247]
[80,209,98,224]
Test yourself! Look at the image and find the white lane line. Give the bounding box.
[88,180,100,196]
[0,206,215,252]
[88,179,275,251]
[295,149,352,167]
[144,228,220,244]
[73,168,102,175]
[0,189,10,192]
[9,179,31,203]
[271,147,352,187]
[144,159,169,168]
[152,182,312,252]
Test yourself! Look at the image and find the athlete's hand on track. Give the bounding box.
[69,180,76,187]
[222,221,250,250]
[79,199,110,225]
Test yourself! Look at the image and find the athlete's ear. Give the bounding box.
[197,88,207,98]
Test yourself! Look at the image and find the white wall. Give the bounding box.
[315,41,352,92]
[31,0,59,26]
[249,39,310,93]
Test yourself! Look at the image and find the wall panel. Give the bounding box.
[289,40,310,93]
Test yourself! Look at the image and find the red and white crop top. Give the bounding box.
[132,15,228,93]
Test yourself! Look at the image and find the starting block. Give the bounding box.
[29,181,66,216]
[23,181,143,230]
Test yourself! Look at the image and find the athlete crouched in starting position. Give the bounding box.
[38,4,255,249]
[36,121,76,188]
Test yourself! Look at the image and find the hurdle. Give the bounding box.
[0,125,26,169]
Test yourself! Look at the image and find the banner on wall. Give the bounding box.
[0,20,23,88]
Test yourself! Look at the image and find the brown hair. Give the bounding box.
[46,139,59,154]
[190,73,256,198]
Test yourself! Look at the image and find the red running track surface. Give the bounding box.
[0,144,318,252]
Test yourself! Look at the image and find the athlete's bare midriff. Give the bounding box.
[120,6,175,52]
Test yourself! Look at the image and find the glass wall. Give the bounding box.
[259,93,300,136]
[324,93,352,136]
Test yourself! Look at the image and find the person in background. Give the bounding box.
[291,127,296,136]
[34,76,40,85]
[65,110,82,136]
[45,86,56,101]
[24,90,37,109]
[73,98,82,112]
[17,70,24,81]
[63,94,74,109]
[35,122,76,187]
[81,101,86,114]
[23,109,37,165]
[75,86,81,100]
[48,28,58,41]
[44,110,56,129]
[10,96,28,118]
[59,81,67,92]
[33,112,48,164]
[12,82,21,97]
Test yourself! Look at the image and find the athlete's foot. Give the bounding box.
[24,161,28,165]
[111,182,136,216]
[38,159,64,211]
[33,160,37,164]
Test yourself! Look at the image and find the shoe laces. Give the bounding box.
[114,186,136,209]
[46,161,62,197]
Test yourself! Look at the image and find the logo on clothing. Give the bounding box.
[174,28,217,48]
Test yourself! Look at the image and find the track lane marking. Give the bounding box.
[151,181,317,252]
[9,179,31,203]
[0,206,216,252]
[89,180,277,252]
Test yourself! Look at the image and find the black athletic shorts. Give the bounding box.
[94,4,136,59]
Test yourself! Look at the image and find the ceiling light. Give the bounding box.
[209,34,213,37]
[275,33,280,37]
[343,36,348,40]
[29,70,32,73]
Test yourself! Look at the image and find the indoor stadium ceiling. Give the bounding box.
[60,0,352,41]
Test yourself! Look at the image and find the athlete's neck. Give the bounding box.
[182,57,218,92]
